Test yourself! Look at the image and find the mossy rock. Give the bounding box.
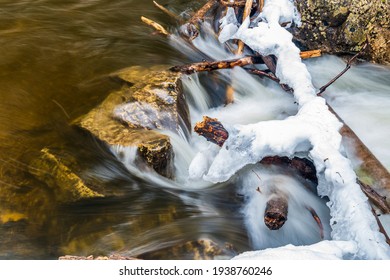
[293,0,390,64]
[74,66,191,178]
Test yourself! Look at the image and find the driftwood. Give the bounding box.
[264,192,289,230]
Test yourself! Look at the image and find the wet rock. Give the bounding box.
[74,66,190,178]
[29,148,104,203]
[293,0,390,64]
[136,239,237,260]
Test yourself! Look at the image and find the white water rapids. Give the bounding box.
[111,1,390,259]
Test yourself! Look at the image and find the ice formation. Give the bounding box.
[189,0,390,259]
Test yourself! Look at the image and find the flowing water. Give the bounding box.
[0,0,389,259]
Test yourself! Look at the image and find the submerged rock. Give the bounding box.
[293,0,390,64]
[136,239,237,260]
[74,66,190,178]
[29,148,104,203]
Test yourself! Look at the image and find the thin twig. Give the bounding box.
[52,99,70,119]
[153,1,183,23]
[317,42,368,96]
[247,69,293,92]
[251,169,263,193]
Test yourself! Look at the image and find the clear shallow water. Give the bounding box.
[0,0,389,259]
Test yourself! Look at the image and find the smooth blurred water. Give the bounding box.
[0,0,389,259]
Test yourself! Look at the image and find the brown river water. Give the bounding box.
[1,0,389,260]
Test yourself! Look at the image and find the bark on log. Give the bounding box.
[264,192,288,230]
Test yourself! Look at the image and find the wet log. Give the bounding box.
[264,192,288,230]
[327,106,390,210]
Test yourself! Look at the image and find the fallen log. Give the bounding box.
[264,192,288,230]
[327,106,390,211]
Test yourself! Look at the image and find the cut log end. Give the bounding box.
[264,195,288,230]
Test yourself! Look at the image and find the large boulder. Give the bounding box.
[74,66,191,178]
[292,0,390,64]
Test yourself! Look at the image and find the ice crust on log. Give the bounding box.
[189,0,390,259]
